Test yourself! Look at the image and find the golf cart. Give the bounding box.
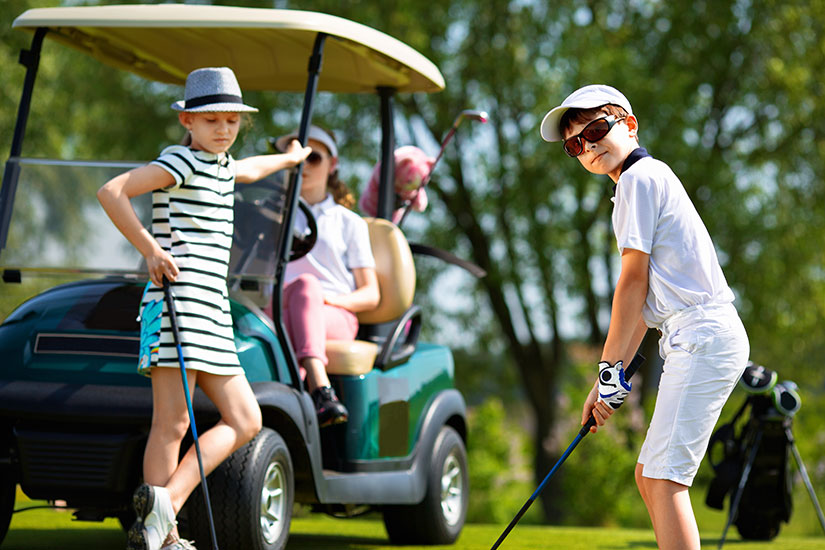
[0,5,469,549]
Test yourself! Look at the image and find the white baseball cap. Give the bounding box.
[540,85,633,142]
[275,125,338,158]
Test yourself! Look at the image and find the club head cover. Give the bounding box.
[598,360,632,410]
[739,361,778,394]
[772,380,801,417]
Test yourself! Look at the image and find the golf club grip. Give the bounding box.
[161,280,181,347]
[580,353,645,436]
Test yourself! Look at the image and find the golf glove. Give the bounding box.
[598,360,632,410]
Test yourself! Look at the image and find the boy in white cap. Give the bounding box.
[99,67,311,550]
[540,85,749,549]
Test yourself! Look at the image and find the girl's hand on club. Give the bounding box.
[284,139,312,166]
[581,381,615,433]
[146,247,179,287]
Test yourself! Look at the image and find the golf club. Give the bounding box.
[397,109,488,226]
[490,353,646,550]
[162,279,220,550]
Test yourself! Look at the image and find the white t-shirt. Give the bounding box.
[285,194,376,297]
[612,154,734,329]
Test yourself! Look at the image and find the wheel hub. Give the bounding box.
[260,460,286,543]
[440,452,464,526]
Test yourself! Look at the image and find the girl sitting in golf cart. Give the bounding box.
[271,125,380,428]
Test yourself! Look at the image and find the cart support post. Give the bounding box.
[376,87,396,221]
[1,28,47,252]
[273,32,327,389]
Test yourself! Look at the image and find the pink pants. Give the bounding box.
[281,274,359,366]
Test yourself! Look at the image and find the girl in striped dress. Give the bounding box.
[98,67,310,550]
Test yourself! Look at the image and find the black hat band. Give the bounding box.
[184,94,244,109]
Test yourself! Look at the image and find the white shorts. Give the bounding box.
[638,303,749,486]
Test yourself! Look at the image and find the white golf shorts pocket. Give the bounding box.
[640,303,749,486]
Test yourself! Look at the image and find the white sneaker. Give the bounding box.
[127,484,177,550]
[161,537,197,550]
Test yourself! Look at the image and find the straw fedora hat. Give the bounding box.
[171,67,258,113]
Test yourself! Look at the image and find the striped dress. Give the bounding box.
[139,145,243,376]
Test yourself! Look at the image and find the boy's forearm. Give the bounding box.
[623,317,649,366]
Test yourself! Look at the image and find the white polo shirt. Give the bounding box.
[285,194,375,297]
[612,153,734,329]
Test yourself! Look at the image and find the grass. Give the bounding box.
[2,489,823,549]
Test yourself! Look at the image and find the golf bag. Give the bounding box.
[705,362,802,542]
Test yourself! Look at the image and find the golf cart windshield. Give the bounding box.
[0,157,293,282]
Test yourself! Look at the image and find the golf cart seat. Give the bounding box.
[326,218,421,375]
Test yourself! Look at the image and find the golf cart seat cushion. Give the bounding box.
[356,217,416,325]
[326,218,416,374]
[325,340,379,375]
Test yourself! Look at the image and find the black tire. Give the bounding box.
[117,507,136,533]
[383,426,468,545]
[185,428,294,550]
[0,468,15,544]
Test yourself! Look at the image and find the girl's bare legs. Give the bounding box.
[303,357,330,392]
[143,368,195,543]
[143,368,195,487]
[636,467,700,550]
[143,368,262,514]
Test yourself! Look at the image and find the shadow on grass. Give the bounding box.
[287,532,390,548]
[621,537,756,549]
[2,528,125,550]
[699,538,758,546]
[2,529,390,550]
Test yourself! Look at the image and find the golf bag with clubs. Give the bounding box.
[705,362,825,547]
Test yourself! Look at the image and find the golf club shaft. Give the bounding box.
[162,280,220,550]
[427,111,487,178]
[490,353,645,550]
[398,110,487,226]
[786,427,825,534]
[490,430,587,550]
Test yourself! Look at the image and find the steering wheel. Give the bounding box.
[289,197,317,262]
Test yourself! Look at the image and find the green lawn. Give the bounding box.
[2,490,823,549]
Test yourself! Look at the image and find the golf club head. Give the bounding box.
[454,109,489,126]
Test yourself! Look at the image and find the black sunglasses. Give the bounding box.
[563,115,626,157]
[305,151,327,165]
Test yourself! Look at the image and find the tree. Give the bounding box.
[290,0,825,521]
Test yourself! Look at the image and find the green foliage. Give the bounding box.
[556,412,650,528]
[465,397,537,524]
[552,361,652,528]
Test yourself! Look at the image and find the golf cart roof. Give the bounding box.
[12,4,445,94]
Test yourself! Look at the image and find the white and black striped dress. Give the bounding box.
[140,145,243,376]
